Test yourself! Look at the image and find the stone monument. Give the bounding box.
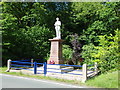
[47,17,64,64]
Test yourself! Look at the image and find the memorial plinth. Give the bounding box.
[47,39,64,64]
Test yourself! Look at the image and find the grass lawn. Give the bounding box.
[86,71,119,88]
[0,67,119,88]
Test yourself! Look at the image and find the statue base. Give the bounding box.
[47,38,64,64]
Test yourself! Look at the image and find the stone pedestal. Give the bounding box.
[47,39,64,64]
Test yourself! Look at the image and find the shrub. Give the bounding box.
[62,45,73,64]
[81,43,97,65]
[92,29,119,73]
[81,29,119,73]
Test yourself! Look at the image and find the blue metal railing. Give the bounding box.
[10,59,96,77]
[11,64,32,68]
[44,62,47,76]
[47,64,82,67]
[34,62,37,74]
[12,59,31,62]
[87,71,95,75]
[11,60,35,73]
[10,59,44,75]
[45,63,83,76]
[11,61,33,64]
[87,64,95,76]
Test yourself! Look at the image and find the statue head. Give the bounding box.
[56,17,59,21]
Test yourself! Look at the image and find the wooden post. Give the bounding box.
[82,64,87,83]
[31,59,34,67]
[94,62,98,75]
[6,59,11,72]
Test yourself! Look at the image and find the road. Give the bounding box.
[1,74,85,88]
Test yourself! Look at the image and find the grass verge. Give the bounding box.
[1,67,119,88]
[0,67,86,87]
[86,71,119,88]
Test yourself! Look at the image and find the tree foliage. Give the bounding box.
[81,29,119,73]
[62,45,72,64]
[70,2,119,45]
[70,34,82,65]
[1,2,53,65]
[93,29,119,73]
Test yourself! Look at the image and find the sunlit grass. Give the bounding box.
[86,71,118,88]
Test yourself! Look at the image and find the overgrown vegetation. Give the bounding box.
[81,29,119,73]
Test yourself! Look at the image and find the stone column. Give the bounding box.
[94,62,98,75]
[47,39,64,64]
[6,59,11,72]
[82,64,87,83]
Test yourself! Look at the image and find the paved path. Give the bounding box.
[1,74,86,88]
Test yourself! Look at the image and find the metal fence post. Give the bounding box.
[31,59,34,67]
[94,62,98,75]
[34,62,37,74]
[6,59,12,72]
[44,62,47,76]
[82,64,87,83]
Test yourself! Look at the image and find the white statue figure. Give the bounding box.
[54,17,61,39]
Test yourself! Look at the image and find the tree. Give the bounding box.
[70,2,119,45]
[81,29,119,73]
[92,29,119,73]
[70,34,82,65]
[1,2,53,65]
[1,2,72,66]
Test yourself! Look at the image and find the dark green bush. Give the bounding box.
[81,29,119,73]
[62,45,73,64]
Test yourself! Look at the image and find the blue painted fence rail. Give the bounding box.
[45,63,83,76]
[11,64,32,68]
[44,62,47,76]
[11,60,35,71]
[34,62,37,74]
[6,59,98,82]
[11,61,33,64]
[9,59,97,78]
[47,64,82,67]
